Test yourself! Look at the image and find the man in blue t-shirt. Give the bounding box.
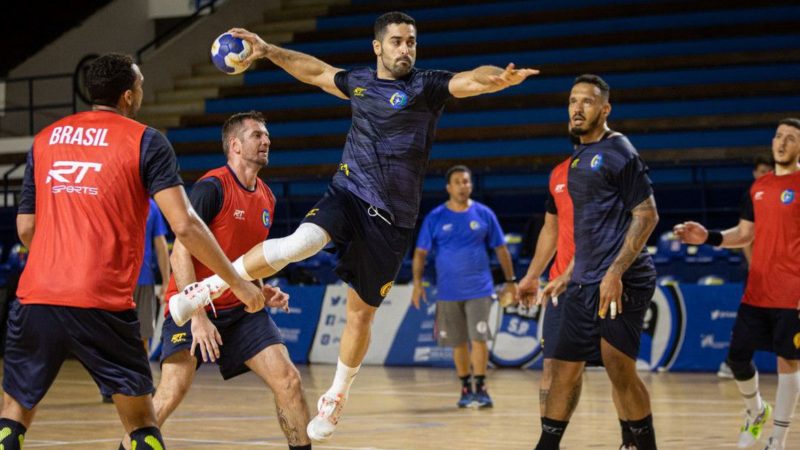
[135,198,170,351]
[169,12,537,442]
[411,165,517,409]
[535,75,660,450]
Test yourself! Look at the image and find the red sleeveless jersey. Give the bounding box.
[165,166,276,311]
[549,158,575,280]
[743,170,800,309]
[17,111,149,311]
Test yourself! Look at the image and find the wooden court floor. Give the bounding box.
[4,360,798,449]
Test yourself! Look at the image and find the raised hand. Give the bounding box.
[673,221,709,245]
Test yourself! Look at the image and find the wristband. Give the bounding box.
[505,276,517,283]
[704,230,723,247]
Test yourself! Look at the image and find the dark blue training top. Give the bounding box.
[568,132,656,287]
[333,67,454,229]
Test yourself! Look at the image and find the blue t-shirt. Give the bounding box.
[567,132,656,287]
[137,198,168,286]
[333,67,454,228]
[416,201,506,301]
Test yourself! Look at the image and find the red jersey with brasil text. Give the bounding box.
[165,166,276,312]
[742,170,800,309]
[19,111,152,311]
[546,158,575,280]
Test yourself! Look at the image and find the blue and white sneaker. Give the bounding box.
[457,387,475,408]
[474,387,493,408]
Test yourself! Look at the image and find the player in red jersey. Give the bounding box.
[119,111,306,450]
[518,158,638,450]
[1,53,267,449]
[675,118,800,450]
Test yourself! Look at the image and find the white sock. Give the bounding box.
[735,372,763,415]
[327,358,360,399]
[773,371,800,447]
[205,257,254,295]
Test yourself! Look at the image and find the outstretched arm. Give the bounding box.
[448,63,539,98]
[229,28,347,99]
[673,219,754,248]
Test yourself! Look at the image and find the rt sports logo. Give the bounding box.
[46,161,102,196]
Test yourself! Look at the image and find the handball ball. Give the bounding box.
[211,33,252,75]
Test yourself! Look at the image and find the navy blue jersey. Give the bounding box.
[567,133,656,286]
[332,67,454,228]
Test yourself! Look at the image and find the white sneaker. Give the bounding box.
[169,282,213,326]
[763,437,782,450]
[306,393,346,441]
[738,403,772,448]
[717,362,734,379]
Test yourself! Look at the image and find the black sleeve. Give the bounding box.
[140,128,183,196]
[422,70,455,110]
[17,148,35,214]
[333,70,351,98]
[617,155,654,211]
[189,178,223,224]
[545,191,557,214]
[740,187,755,222]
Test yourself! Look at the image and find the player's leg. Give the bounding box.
[602,339,655,450]
[436,300,473,407]
[727,303,771,447]
[539,299,562,417]
[765,308,800,450]
[465,297,493,408]
[307,288,375,441]
[612,387,636,450]
[246,344,311,449]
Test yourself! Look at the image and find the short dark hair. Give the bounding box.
[221,111,266,155]
[753,155,773,170]
[779,117,800,132]
[85,53,137,107]
[445,165,471,183]
[573,74,610,101]
[374,11,415,41]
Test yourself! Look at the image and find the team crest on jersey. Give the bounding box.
[469,220,481,230]
[389,91,408,109]
[590,154,604,171]
[261,209,271,228]
[780,189,795,204]
[794,332,800,350]
[380,281,394,297]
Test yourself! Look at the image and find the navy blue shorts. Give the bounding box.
[541,301,563,360]
[160,305,283,380]
[728,303,800,362]
[3,301,154,409]
[302,184,414,307]
[553,281,655,362]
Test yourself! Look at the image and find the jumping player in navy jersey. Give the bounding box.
[534,75,660,450]
[168,11,538,442]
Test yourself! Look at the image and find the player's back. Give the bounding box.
[17,110,150,311]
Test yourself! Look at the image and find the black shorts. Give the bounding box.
[160,305,283,380]
[302,184,414,307]
[3,300,154,409]
[541,301,563,360]
[728,303,800,362]
[553,281,655,362]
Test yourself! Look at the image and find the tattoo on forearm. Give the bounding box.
[277,407,301,445]
[609,196,658,276]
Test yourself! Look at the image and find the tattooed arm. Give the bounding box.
[599,195,659,319]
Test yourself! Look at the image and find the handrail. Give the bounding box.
[2,160,25,208]
[135,0,219,63]
[0,73,76,135]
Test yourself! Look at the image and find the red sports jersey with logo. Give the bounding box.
[17,111,149,311]
[165,166,276,311]
[744,170,800,309]
[549,158,575,280]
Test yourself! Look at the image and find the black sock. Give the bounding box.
[459,375,472,391]
[289,445,312,450]
[535,417,569,450]
[118,444,125,450]
[620,419,635,447]
[0,418,26,450]
[130,426,165,449]
[629,415,657,450]
[474,375,486,392]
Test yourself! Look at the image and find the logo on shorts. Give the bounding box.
[794,332,800,349]
[380,281,394,297]
[389,91,408,109]
[262,209,271,228]
[781,189,795,205]
[590,154,604,171]
[305,208,319,218]
[476,320,488,334]
[469,220,480,230]
[171,332,188,344]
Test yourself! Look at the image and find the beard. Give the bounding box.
[569,114,602,136]
[383,56,413,78]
